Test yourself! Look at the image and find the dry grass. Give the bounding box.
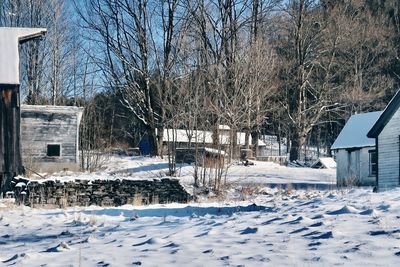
[151,195,159,205]
[239,184,263,200]
[132,193,143,206]
[89,215,97,226]
[0,198,17,210]
[338,175,359,187]
[286,181,293,195]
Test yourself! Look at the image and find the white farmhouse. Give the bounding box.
[331,111,382,186]
[367,90,400,191]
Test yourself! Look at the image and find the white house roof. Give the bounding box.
[163,129,266,147]
[0,27,47,85]
[331,111,383,150]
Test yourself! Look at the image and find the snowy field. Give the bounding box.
[1,156,400,266]
[40,156,336,189]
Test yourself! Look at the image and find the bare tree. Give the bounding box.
[0,0,84,105]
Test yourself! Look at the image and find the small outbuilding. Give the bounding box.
[331,111,382,186]
[175,147,225,168]
[20,105,83,173]
[367,90,400,191]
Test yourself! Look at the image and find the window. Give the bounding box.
[369,149,377,176]
[47,144,61,157]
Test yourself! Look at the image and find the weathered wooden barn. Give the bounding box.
[367,90,400,191]
[20,105,83,173]
[175,147,225,168]
[0,27,46,194]
[331,111,382,186]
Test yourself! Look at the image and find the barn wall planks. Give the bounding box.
[20,105,83,173]
[377,108,400,190]
[335,147,375,186]
[0,85,23,194]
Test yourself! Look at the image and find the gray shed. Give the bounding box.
[367,90,400,191]
[331,111,382,186]
[20,105,83,173]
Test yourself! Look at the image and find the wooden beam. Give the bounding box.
[0,84,23,195]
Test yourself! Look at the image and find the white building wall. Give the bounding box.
[359,147,375,186]
[336,147,375,186]
[377,108,400,190]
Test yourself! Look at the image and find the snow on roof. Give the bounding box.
[319,157,337,169]
[311,157,337,169]
[218,125,231,130]
[0,27,46,85]
[163,129,213,144]
[331,111,383,150]
[21,104,84,115]
[204,147,226,155]
[163,129,267,147]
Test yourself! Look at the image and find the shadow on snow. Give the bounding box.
[82,204,271,218]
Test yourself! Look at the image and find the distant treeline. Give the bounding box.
[1,0,399,161]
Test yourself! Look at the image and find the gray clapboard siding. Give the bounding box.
[20,105,83,172]
[335,147,375,186]
[377,108,400,189]
[332,112,381,186]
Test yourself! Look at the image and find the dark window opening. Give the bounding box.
[369,149,377,176]
[47,144,61,157]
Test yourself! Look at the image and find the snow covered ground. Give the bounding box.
[1,188,400,266]
[2,156,399,266]
[36,156,336,188]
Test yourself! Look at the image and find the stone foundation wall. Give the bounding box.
[11,178,191,207]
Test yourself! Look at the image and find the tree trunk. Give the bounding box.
[148,126,159,157]
[289,137,300,162]
[289,130,307,162]
[251,130,259,158]
[157,126,164,158]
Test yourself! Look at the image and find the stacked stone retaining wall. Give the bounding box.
[11,178,191,207]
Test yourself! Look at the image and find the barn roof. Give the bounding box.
[367,89,400,138]
[21,104,83,115]
[0,27,46,85]
[331,111,382,150]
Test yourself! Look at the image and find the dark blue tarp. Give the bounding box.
[139,135,151,155]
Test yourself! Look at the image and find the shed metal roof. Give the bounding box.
[331,111,382,150]
[21,104,83,115]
